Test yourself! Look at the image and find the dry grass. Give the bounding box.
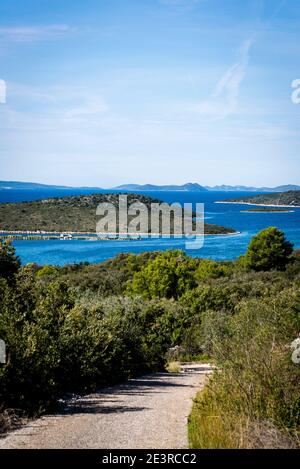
[188,390,299,449]
[188,391,241,448]
[245,420,299,449]
[166,361,181,373]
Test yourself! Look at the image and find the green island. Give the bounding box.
[217,190,300,207]
[0,193,236,236]
[0,227,300,448]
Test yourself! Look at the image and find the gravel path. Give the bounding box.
[0,364,212,449]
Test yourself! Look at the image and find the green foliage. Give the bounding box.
[195,259,233,280]
[239,227,294,271]
[127,250,197,299]
[0,279,75,411]
[36,265,59,278]
[0,278,183,412]
[0,239,21,282]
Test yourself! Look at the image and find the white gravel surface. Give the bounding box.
[0,364,212,449]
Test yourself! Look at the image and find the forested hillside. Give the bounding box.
[222,190,300,207]
[0,193,235,234]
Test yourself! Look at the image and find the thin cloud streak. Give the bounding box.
[192,37,254,120]
[0,24,76,42]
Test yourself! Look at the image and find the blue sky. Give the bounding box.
[0,0,299,187]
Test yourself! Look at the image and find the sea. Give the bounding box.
[0,188,299,266]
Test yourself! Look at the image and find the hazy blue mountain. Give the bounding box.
[205,185,261,191]
[114,183,300,192]
[205,184,300,192]
[112,182,208,191]
[272,185,300,192]
[0,181,103,190]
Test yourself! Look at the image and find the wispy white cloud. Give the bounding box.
[1,82,109,131]
[191,37,254,119]
[0,24,76,43]
[64,97,108,120]
[213,39,253,106]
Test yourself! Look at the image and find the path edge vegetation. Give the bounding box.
[0,227,299,448]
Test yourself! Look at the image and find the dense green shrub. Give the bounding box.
[239,227,294,271]
[36,265,59,279]
[0,245,186,412]
[0,240,20,283]
[195,259,233,280]
[127,250,198,299]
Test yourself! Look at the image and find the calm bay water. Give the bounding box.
[0,188,299,265]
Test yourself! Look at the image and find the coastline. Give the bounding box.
[0,229,239,240]
[240,210,293,213]
[215,201,300,208]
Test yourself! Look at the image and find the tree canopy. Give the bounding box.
[240,227,293,271]
[0,239,21,282]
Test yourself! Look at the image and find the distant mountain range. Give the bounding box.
[0,181,103,191]
[112,182,208,192]
[204,184,300,192]
[1,181,300,193]
[112,183,300,192]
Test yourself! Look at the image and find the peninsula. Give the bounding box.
[0,193,235,236]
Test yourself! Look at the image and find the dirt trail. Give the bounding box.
[0,364,212,449]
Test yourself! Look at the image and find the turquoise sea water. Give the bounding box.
[0,188,299,265]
